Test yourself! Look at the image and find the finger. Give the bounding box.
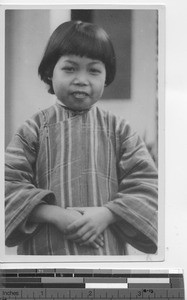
[67,227,95,243]
[94,236,104,248]
[89,241,100,249]
[79,241,100,250]
[66,216,90,233]
[66,222,95,241]
[97,234,104,241]
[79,232,98,246]
[81,239,104,248]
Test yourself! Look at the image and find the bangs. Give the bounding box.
[60,26,111,64]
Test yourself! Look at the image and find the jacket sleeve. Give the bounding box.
[105,120,158,254]
[5,115,56,247]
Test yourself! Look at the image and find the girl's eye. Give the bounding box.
[62,66,75,72]
[89,68,101,75]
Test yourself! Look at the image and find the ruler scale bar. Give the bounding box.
[0,269,185,300]
[127,277,170,283]
[85,283,128,289]
[128,283,171,288]
[41,277,84,283]
[0,288,185,298]
[85,278,127,283]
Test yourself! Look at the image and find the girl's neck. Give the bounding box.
[56,99,95,115]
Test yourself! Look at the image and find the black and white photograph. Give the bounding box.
[1,5,165,262]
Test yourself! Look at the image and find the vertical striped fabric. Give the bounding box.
[5,103,158,255]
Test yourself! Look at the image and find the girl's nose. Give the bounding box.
[73,72,89,86]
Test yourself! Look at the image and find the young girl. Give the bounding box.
[5,20,158,255]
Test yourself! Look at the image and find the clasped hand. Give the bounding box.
[65,206,114,249]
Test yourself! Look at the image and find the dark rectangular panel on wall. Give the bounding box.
[71,10,93,22]
[71,9,132,100]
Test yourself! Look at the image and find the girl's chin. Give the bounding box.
[57,97,98,111]
[68,101,97,111]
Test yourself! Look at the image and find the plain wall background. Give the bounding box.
[1,0,187,292]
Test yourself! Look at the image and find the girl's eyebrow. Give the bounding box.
[89,61,104,66]
[63,59,103,66]
[63,60,77,65]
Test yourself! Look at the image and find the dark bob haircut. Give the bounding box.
[38,20,116,94]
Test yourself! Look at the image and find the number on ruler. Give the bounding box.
[88,290,93,298]
[137,290,142,297]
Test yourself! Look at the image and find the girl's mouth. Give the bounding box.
[72,91,89,99]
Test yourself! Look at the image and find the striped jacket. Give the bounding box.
[5,103,158,255]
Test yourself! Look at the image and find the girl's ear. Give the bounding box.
[46,66,53,81]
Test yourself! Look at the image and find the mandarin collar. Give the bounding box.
[56,100,94,115]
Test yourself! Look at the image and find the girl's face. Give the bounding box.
[52,55,106,111]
